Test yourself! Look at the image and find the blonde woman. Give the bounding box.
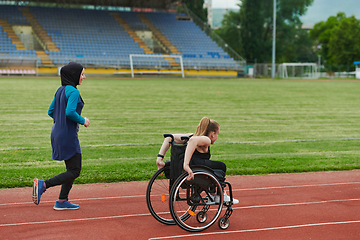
[156,117,239,204]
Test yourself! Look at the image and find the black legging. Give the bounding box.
[190,158,227,174]
[45,153,81,200]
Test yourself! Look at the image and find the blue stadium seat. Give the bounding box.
[144,12,238,68]
[0,5,239,69]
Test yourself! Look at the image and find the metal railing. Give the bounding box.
[0,55,243,72]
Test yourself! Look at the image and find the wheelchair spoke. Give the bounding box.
[169,170,223,232]
[146,166,175,225]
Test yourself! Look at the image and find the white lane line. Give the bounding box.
[1,198,359,228]
[0,213,151,227]
[0,194,145,206]
[2,181,360,206]
[148,220,360,239]
[233,181,360,192]
[234,198,360,210]
[224,137,360,144]
[0,143,157,151]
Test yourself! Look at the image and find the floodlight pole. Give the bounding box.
[271,0,276,78]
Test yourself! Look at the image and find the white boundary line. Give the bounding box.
[148,220,360,239]
[2,137,360,151]
[224,137,360,144]
[0,143,156,151]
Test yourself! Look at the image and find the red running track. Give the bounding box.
[1,170,360,240]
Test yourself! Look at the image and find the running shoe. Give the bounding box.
[32,178,46,205]
[53,200,79,210]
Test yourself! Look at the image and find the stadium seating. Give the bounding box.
[0,27,15,52]
[119,12,150,31]
[145,12,238,68]
[29,7,145,66]
[0,6,37,57]
[0,5,29,25]
[0,5,239,70]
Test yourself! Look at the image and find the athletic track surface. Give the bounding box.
[1,170,360,240]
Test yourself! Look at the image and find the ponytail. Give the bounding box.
[194,117,219,136]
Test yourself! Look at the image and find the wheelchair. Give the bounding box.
[146,134,234,232]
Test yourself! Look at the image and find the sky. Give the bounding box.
[211,0,240,9]
[211,0,360,27]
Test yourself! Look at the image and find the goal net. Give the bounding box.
[129,54,184,78]
[279,63,318,79]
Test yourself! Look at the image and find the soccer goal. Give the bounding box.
[279,63,318,79]
[129,54,184,78]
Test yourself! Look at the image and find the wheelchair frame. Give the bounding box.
[146,134,234,232]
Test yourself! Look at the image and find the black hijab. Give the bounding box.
[60,62,84,88]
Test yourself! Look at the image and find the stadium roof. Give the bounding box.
[9,0,181,9]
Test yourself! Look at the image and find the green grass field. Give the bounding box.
[1,77,360,188]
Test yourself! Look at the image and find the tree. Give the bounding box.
[216,0,315,63]
[239,0,266,63]
[328,16,360,65]
[273,0,317,63]
[183,0,207,22]
[214,10,242,54]
[293,29,318,62]
[310,13,360,66]
[309,12,346,64]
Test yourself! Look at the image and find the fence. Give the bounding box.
[0,55,243,74]
[0,55,38,76]
[249,63,357,79]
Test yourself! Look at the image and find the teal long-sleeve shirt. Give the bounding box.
[48,85,85,125]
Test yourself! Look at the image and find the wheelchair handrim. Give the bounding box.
[170,170,223,232]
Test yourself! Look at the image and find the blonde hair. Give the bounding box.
[194,117,219,136]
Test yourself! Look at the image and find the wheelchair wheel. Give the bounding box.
[169,168,224,232]
[146,166,175,225]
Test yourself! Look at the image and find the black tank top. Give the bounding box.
[191,147,211,161]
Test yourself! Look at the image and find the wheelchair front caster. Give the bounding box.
[196,211,207,223]
[218,217,230,230]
